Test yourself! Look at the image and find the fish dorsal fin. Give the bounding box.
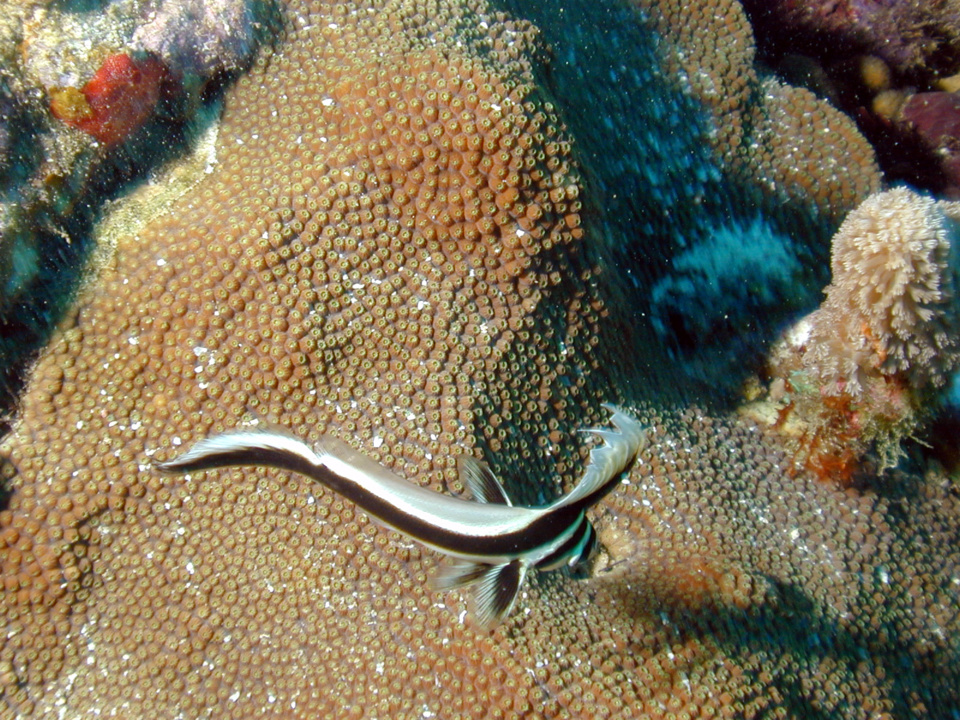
[551,404,645,511]
[429,558,527,630]
[456,456,513,506]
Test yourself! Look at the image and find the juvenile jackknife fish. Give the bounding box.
[156,404,644,628]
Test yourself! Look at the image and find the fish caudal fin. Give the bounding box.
[430,558,528,630]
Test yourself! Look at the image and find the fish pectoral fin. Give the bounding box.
[429,558,528,629]
[456,456,513,506]
[469,560,527,630]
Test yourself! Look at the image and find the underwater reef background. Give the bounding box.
[0,0,958,718]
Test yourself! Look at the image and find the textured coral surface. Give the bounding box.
[1,0,958,718]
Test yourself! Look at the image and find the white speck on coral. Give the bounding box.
[156,258,166,267]
[321,97,335,107]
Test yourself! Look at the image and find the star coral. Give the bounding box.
[0,0,958,718]
[632,0,883,223]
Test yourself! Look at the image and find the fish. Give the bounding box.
[155,404,645,628]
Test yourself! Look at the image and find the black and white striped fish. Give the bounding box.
[156,404,644,628]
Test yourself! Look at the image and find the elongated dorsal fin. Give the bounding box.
[456,456,513,505]
[430,558,527,630]
[551,404,645,511]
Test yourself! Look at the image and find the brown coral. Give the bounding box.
[631,0,882,221]
[0,0,601,714]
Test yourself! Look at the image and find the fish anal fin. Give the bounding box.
[469,560,527,630]
[456,456,513,506]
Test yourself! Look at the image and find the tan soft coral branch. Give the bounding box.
[757,187,960,475]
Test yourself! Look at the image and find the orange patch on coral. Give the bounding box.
[50,53,167,147]
[641,552,758,613]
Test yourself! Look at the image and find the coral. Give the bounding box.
[0,0,279,414]
[498,0,879,394]
[736,0,960,198]
[801,188,960,392]
[632,0,883,223]
[50,53,168,147]
[740,0,960,78]
[0,2,601,713]
[0,0,957,719]
[759,187,960,471]
[741,78,882,221]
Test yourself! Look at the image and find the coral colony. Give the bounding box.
[1,0,959,717]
